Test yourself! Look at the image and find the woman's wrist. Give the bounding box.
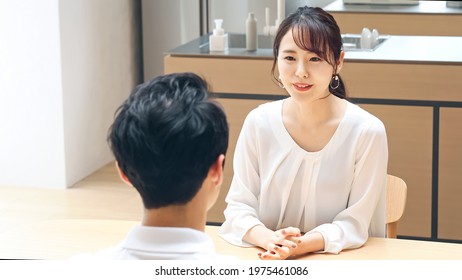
[293,232,325,256]
[243,224,273,250]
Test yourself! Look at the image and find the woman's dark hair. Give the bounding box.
[271,6,347,99]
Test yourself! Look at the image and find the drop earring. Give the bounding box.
[330,74,340,90]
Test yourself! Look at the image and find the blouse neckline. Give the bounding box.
[273,98,350,157]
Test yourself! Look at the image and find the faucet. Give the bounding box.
[263,0,285,36]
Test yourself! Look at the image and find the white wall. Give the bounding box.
[59,0,139,186]
[0,0,140,188]
[209,0,276,34]
[142,0,200,81]
[0,0,66,188]
[286,0,336,13]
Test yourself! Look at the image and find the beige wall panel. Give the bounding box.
[165,55,286,95]
[360,104,433,238]
[331,13,462,36]
[439,108,462,240]
[342,63,462,102]
[207,98,272,223]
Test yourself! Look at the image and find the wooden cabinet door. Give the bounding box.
[360,104,433,238]
[439,108,462,240]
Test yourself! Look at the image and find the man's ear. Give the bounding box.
[208,154,225,187]
[115,161,132,186]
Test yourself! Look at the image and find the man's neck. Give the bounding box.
[141,205,207,232]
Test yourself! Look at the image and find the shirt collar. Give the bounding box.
[119,225,216,255]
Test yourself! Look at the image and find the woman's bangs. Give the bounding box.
[292,22,333,65]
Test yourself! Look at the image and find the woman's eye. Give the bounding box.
[284,56,296,61]
[310,57,322,62]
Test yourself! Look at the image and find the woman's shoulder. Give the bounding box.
[246,99,284,121]
[346,101,385,129]
[241,99,286,140]
[342,102,387,139]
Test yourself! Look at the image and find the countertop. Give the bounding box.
[166,34,462,65]
[166,34,274,60]
[344,35,462,64]
[324,0,462,15]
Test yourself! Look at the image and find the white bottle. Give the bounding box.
[360,27,372,50]
[371,28,380,48]
[246,12,258,51]
[209,19,228,52]
[276,0,285,27]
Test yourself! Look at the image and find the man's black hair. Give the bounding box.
[108,72,229,209]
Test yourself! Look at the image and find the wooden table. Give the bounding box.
[0,219,460,260]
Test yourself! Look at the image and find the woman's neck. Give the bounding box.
[287,94,344,127]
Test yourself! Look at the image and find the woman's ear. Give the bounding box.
[115,161,132,186]
[336,51,345,74]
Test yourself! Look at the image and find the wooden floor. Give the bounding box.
[0,162,143,234]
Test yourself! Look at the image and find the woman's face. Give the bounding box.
[277,29,343,101]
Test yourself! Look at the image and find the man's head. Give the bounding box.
[108,72,228,209]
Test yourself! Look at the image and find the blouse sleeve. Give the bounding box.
[219,110,265,247]
[307,119,388,254]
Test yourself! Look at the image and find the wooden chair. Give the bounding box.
[386,174,408,238]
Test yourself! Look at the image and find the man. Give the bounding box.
[90,72,229,259]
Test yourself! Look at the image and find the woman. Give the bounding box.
[219,6,388,260]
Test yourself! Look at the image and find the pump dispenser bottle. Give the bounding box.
[360,27,372,49]
[209,19,228,52]
[246,12,257,51]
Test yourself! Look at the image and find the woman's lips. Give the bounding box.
[293,83,313,91]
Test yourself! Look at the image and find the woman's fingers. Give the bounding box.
[279,227,301,237]
[277,239,298,249]
[258,243,293,260]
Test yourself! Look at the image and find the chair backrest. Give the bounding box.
[386,174,408,238]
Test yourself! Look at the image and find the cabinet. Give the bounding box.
[343,62,462,241]
[439,108,462,240]
[360,104,433,238]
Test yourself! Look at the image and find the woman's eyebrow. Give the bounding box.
[280,49,296,53]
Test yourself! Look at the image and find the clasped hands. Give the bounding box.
[258,227,302,260]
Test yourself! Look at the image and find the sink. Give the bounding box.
[342,34,390,52]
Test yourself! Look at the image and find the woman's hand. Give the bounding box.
[258,227,302,260]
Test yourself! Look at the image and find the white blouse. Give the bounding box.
[219,99,388,254]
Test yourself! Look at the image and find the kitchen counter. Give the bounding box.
[165,34,274,60]
[345,35,462,64]
[166,34,462,65]
[324,0,462,15]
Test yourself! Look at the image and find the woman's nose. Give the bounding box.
[295,62,309,78]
